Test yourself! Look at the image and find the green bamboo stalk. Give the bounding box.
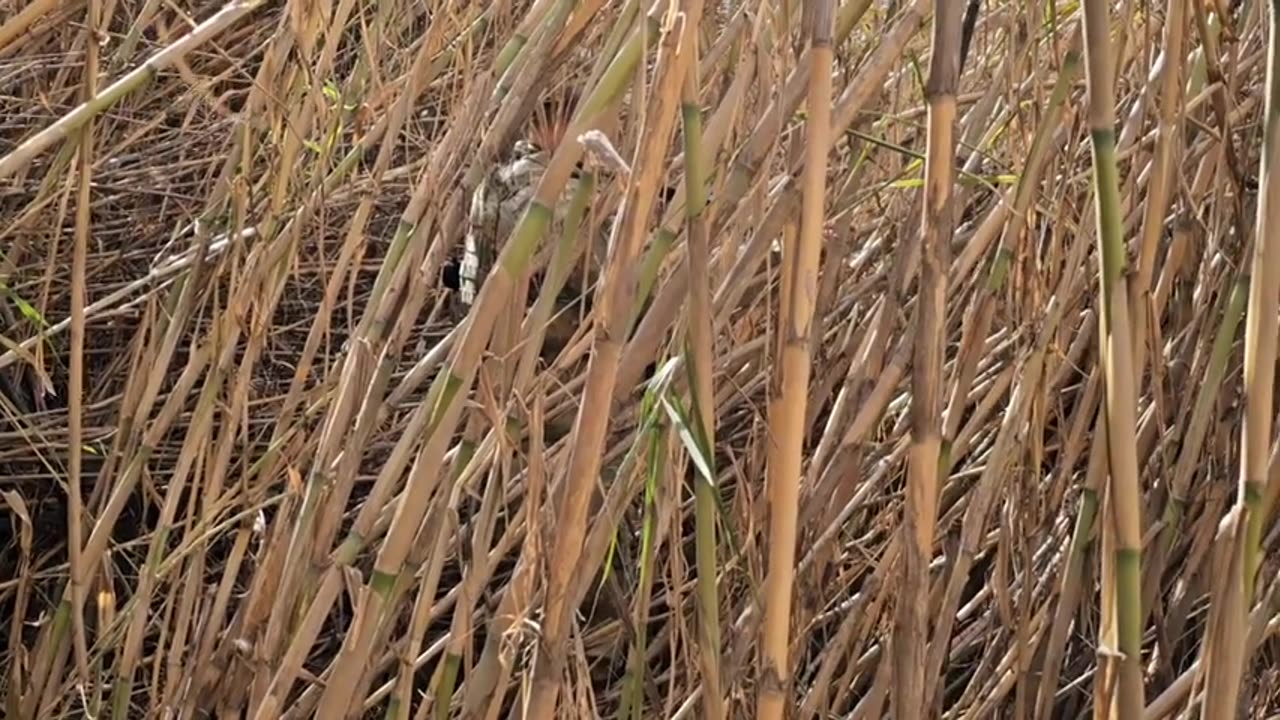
[1078,0,1146,716]
[679,31,724,719]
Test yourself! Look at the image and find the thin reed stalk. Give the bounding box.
[892,1,961,716]
[680,27,725,720]
[757,3,834,719]
[1079,0,1147,716]
[1198,0,1280,715]
[523,0,700,714]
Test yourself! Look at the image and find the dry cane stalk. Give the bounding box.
[756,3,834,718]
[891,1,960,717]
[522,1,700,716]
[1198,0,1280,715]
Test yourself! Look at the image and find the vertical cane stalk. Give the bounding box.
[1199,1,1280,715]
[680,28,725,720]
[890,1,961,717]
[756,3,833,718]
[1078,1,1146,716]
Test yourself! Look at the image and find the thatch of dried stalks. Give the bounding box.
[2,0,1280,717]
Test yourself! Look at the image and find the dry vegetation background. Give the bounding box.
[3,0,1280,717]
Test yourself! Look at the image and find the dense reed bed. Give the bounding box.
[2,0,1280,717]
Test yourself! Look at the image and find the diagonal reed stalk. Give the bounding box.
[523,1,702,715]
[0,0,264,181]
